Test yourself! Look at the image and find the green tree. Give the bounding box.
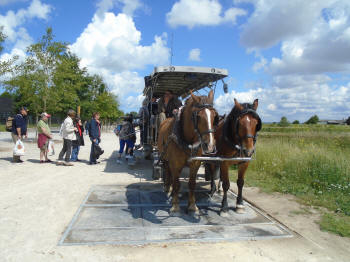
[4,28,68,116]
[0,91,13,98]
[292,120,300,124]
[305,115,319,124]
[278,116,290,127]
[0,26,17,76]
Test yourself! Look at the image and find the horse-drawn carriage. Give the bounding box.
[138,65,261,214]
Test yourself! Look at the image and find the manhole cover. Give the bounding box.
[59,183,292,245]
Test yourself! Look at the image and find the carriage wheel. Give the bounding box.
[144,144,153,160]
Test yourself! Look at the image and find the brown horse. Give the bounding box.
[158,90,218,213]
[209,98,261,213]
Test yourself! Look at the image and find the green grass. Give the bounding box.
[230,124,350,237]
[320,213,350,237]
[0,125,5,132]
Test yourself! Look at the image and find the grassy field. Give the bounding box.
[230,124,350,237]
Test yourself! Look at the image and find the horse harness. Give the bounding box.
[221,104,262,157]
[168,102,219,156]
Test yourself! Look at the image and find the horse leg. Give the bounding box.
[170,166,181,214]
[163,161,172,195]
[220,163,230,213]
[209,163,217,197]
[188,162,201,213]
[236,162,249,213]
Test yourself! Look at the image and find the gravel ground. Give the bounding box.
[0,131,349,262]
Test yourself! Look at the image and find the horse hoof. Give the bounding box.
[187,206,199,215]
[170,206,181,215]
[235,204,245,214]
[220,210,230,217]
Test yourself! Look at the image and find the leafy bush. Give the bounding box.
[305,115,319,124]
[292,120,300,124]
[278,116,289,127]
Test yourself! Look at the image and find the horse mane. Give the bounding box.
[227,102,255,119]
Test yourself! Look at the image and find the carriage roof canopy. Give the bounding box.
[143,66,228,98]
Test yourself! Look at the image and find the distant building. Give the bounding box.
[0,97,14,124]
[318,119,346,125]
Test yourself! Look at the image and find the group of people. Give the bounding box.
[56,110,103,165]
[10,107,102,165]
[10,90,183,166]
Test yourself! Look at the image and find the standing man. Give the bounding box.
[57,109,77,166]
[89,112,101,165]
[11,106,28,163]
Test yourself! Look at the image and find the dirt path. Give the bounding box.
[0,131,349,262]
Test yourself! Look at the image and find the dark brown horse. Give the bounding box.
[209,98,261,213]
[158,90,218,213]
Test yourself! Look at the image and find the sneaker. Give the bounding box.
[125,154,132,159]
[56,161,64,165]
[63,162,74,166]
[40,160,45,164]
[116,158,122,164]
[45,159,53,163]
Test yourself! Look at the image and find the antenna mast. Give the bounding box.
[170,33,174,65]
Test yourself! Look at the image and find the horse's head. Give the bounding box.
[189,90,219,154]
[231,98,261,157]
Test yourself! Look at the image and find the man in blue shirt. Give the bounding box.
[12,106,28,163]
[89,112,102,165]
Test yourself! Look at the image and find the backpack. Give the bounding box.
[6,116,14,132]
[113,124,122,136]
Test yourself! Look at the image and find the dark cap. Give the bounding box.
[20,106,29,112]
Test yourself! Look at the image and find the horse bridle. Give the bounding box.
[191,103,219,153]
[223,108,261,155]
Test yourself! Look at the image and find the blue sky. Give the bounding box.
[1,0,350,122]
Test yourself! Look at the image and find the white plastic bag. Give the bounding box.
[13,140,25,156]
[48,140,55,156]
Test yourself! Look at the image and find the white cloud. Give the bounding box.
[96,0,142,17]
[188,48,200,61]
[240,0,334,49]
[267,104,276,111]
[166,0,246,28]
[0,0,27,6]
[0,0,52,70]
[0,0,51,42]
[70,10,170,111]
[125,94,145,111]
[214,75,350,122]
[252,55,267,72]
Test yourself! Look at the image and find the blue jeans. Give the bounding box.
[71,145,80,161]
[119,139,134,154]
[90,138,100,163]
